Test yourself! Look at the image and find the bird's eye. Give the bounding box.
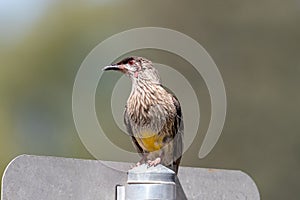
[128,60,134,65]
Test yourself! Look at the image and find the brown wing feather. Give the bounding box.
[161,85,184,174]
[171,94,184,174]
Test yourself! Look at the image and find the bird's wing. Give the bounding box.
[124,106,144,155]
[172,94,184,137]
[161,85,184,173]
[161,85,184,136]
[171,94,184,165]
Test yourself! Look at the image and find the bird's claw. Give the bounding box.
[147,157,161,168]
[130,161,142,169]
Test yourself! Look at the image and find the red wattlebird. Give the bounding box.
[103,56,183,174]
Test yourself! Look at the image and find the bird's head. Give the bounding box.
[103,56,160,84]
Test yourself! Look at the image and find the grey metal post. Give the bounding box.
[125,164,176,200]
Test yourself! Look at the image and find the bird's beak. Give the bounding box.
[103,65,122,71]
[103,64,130,73]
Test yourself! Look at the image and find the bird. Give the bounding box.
[103,56,183,174]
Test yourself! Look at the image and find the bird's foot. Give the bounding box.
[147,157,161,168]
[130,161,142,169]
[135,161,141,166]
[130,155,148,169]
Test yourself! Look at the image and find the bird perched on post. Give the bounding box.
[103,56,183,174]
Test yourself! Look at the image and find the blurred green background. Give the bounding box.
[1,0,300,199]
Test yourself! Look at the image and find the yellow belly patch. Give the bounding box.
[137,131,163,152]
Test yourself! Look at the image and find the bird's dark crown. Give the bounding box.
[105,56,160,84]
[113,56,152,71]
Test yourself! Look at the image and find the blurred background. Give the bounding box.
[1,0,300,199]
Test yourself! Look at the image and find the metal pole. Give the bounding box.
[116,164,177,200]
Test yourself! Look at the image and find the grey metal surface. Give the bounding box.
[126,164,176,200]
[127,163,175,183]
[116,185,125,200]
[126,183,176,200]
[1,155,260,200]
